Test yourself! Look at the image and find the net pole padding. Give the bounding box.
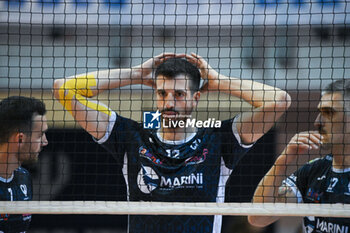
[0,201,350,217]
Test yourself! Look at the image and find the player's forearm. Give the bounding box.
[253,153,289,203]
[210,76,291,111]
[93,67,147,93]
[253,167,281,204]
[52,68,140,116]
[53,68,143,98]
[249,179,281,228]
[249,155,289,227]
[248,215,280,228]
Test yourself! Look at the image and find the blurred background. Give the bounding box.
[1,0,349,232]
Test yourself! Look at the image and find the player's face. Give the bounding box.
[314,92,350,148]
[156,75,200,122]
[18,114,49,163]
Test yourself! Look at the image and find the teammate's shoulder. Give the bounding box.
[15,167,30,175]
[305,155,332,168]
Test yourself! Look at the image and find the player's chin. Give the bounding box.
[320,143,331,151]
[320,139,331,150]
[26,153,40,164]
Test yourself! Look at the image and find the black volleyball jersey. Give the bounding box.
[0,167,32,233]
[97,112,253,233]
[284,155,350,233]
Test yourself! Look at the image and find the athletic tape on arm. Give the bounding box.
[59,74,112,116]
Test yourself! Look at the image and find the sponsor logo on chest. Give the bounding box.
[160,173,203,188]
[137,165,204,194]
[316,218,349,233]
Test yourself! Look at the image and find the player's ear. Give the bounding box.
[345,114,350,134]
[15,132,25,144]
[194,91,200,101]
[193,91,200,107]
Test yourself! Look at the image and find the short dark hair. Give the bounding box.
[0,96,46,143]
[155,58,201,92]
[323,79,350,114]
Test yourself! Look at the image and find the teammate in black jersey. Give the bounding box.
[0,96,48,233]
[53,53,291,233]
[249,79,350,233]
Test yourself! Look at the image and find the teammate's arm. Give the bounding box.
[182,53,291,144]
[247,131,322,227]
[53,53,175,139]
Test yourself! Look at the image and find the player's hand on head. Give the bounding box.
[283,131,323,163]
[134,53,176,88]
[183,53,213,79]
[182,53,220,92]
[140,74,157,88]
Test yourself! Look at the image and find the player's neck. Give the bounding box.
[0,145,20,179]
[331,144,350,170]
[159,126,197,142]
[0,161,19,180]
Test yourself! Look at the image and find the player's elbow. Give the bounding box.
[272,91,291,112]
[247,216,271,228]
[53,79,65,100]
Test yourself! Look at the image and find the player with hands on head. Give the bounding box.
[248,79,350,233]
[53,52,291,233]
[0,96,48,233]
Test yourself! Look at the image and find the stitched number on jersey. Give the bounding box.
[190,139,201,150]
[327,177,338,192]
[166,149,180,158]
[7,188,13,201]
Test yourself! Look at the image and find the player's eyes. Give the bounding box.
[321,109,334,118]
[157,91,165,97]
[175,92,185,98]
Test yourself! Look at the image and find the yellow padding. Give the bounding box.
[75,94,112,116]
[59,74,112,116]
[58,88,74,115]
[62,74,96,97]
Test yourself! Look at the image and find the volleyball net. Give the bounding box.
[1,0,350,230]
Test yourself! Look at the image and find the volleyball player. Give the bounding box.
[0,96,48,233]
[53,53,291,233]
[248,79,350,232]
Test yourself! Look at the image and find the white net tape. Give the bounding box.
[1,202,349,217]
